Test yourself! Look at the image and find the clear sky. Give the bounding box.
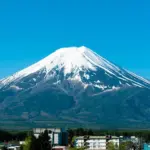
[0,0,150,79]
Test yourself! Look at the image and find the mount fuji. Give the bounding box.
[0,46,150,129]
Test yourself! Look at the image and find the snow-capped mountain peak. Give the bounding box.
[0,46,117,83]
[0,46,150,89]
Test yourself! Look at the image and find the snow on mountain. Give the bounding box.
[0,46,150,89]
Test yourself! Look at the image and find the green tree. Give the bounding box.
[107,142,115,150]
[119,141,134,150]
[68,129,75,147]
[119,142,126,150]
[23,135,38,150]
[21,130,51,150]
[71,136,77,146]
[23,136,32,150]
[75,128,85,136]
[87,129,94,136]
[38,130,51,150]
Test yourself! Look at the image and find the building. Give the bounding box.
[75,136,119,150]
[7,146,20,150]
[120,136,139,144]
[33,128,68,146]
[144,143,150,150]
[52,146,68,150]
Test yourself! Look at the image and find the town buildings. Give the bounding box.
[33,128,68,146]
[75,136,119,150]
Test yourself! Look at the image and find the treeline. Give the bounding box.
[0,130,27,141]
[67,128,150,137]
[1,128,150,142]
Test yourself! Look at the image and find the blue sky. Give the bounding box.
[0,0,150,79]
